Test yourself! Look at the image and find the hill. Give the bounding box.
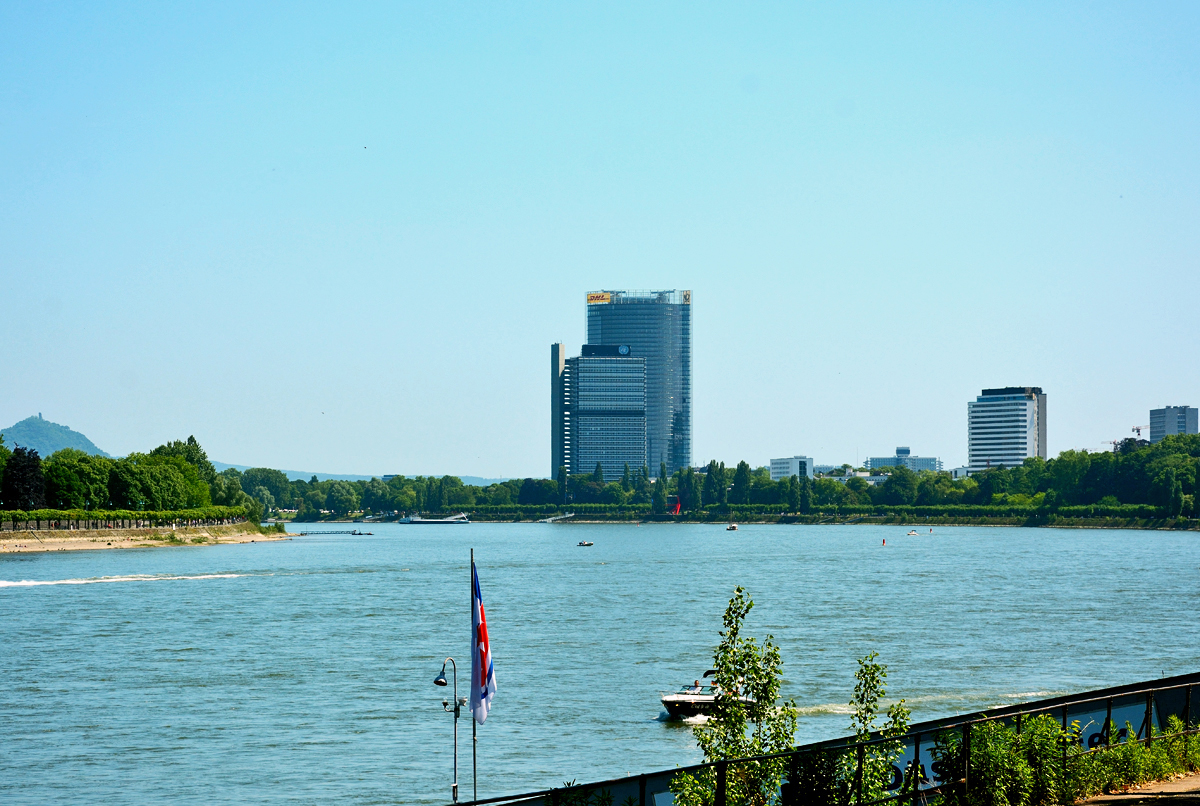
[0,414,111,458]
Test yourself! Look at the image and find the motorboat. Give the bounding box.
[399,512,470,524]
[906,530,918,536]
[726,523,738,531]
[578,541,593,547]
[660,670,752,719]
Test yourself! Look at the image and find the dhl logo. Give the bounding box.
[586,292,611,304]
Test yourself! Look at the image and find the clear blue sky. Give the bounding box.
[2,3,1197,477]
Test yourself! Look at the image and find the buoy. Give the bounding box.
[882,538,886,546]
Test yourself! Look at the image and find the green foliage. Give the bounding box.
[845,652,911,802]
[0,446,46,510]
[729,461,752,505]
[0,505,248,526]
[671,587,797,806]
[149,436,216,484]
[43,449,114,509]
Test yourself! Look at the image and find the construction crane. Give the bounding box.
[1132,424,1150,437]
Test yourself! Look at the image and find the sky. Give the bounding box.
[1,3,1198,478]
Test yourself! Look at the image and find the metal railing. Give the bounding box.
[452,672,1200,806]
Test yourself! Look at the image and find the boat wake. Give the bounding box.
[0,573,252,588]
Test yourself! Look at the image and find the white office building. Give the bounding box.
[770,456,815,481]
[1150,406,1198,443]
[967,387,1047,473]
[866,447,943,473]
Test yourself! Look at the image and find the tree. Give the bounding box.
[846,653,911,803]
[253,486,276,514]
[784,475,801,512]
[729,461,752,505]
[44,449,113,510]
[593,462,605,484]
[881,466,918,505]
[327,480,359,515]
[799,475,813,513]
[0,435,11,492]
[621,463,633,492]
[670,587,797,806]
[557,466,568,504]
[241,467,292,508]
[150,436,216,484]
[703,460,727,506]
[651,477,667,514]
[1,446,46,510]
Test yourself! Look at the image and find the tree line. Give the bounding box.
[0,435,265,522]
[4,432,1193,521]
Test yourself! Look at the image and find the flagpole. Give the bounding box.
[471,548,477,803]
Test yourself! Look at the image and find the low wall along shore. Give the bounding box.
[0,523,289,553]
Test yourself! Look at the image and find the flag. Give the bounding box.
[470,560,497,724]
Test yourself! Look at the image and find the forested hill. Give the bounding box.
[0,415,110,458]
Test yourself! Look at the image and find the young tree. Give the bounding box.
[845,652,911,803]
[0,446,46,510]
[621,463,632,492]
[557,466,568,504]
[593,462,605,484]
[702,460,727,506]
[671,587,798,806]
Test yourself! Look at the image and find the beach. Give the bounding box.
[0,523,290,553]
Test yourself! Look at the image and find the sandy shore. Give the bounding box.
[0,524,291,553]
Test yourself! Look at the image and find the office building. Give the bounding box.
[1149,406,1198,444]
[769,456,815,481]
[551,344,647,482]
[967,387,1047,473]
[586,290,691,474]
[866,447,943,473]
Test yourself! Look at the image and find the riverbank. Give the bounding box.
[0,523,291,553]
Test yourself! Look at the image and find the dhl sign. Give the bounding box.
[586,292,611,305]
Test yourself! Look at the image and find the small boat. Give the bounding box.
[906,530,918,536]
[350,529,374,535]
[726,523,738,531]
[399,513,470,524]
[577,541,593,547]
[661,670,752,719]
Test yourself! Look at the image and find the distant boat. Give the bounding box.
[577,541,593,547]
[726,523,738,531]
[907,530,918,536]
[399,513,470,524]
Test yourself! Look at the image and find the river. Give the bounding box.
[1,523,1197,805]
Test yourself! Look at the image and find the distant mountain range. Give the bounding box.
[0,414,111,458]
[211,461,510,486]
[0,414,511,485]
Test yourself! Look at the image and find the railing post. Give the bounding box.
[912,732,921,806]
[716,759,727,806]
[1146,693,1154,746]
[856,743,865,806]
[639,775,646,806]
[1106,698,1112,748]
[1016,713,1022,735]
[1186,686,1192,733]
[962,723,971,802]
[1061,706,1069,776]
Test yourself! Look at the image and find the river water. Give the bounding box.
[1,524,1197,805]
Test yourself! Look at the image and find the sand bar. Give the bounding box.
[0,524,291,553]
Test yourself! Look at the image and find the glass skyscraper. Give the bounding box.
[585,290,691,475]
[551,344,647,481]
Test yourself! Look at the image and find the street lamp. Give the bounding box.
[434,657,467,803]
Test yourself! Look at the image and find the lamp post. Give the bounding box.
[434,657,467,803]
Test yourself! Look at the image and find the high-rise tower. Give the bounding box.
[967,387,1047,473]
[585,290,691,474]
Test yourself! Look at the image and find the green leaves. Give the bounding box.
[672,586,798,806]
